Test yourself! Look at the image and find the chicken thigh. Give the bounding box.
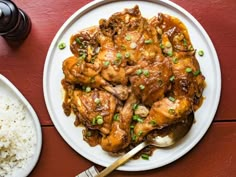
[72,89,117,135]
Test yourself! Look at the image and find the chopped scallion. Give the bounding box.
[58,42,66,50]
[169,75,175,82]
[94,98,101,104]
[139,84,145,90]
[198,50,204,56]
[185,67,192,73]
[116,52,122,59]
[85,87,91,93]
[125,35,131,41]
[113,113,119,121]
[136,69,143,75]
[144,39,153,44]
[132,103,139,110]
[143,70,150,77]
[103,61,110,67]
[141,154,149,160]
[168,96,175,102]
[194,70,201,76]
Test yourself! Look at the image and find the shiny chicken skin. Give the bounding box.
[72,89,117,135]
[101,93,137,152]
[62,56,129,100]
[61,6,205,153]
[134,96,192,141]
[128,57,172,106]
[130,12,205,141]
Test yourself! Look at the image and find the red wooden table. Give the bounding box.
[0,0,235,177]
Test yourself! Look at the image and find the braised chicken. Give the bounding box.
[128,57,172,106]
[62,56,129,100]
[71,89,117,135]
[101,93,137,152]
[134,96,192,141]
[61,5,205,155]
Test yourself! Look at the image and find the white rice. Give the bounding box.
[0,95,36,177]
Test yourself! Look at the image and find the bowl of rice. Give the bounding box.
[0,74,42,177]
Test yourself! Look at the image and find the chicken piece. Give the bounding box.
[149,13,193,53]
[129,57,172,106]
[99,5,163,65]
[96,31,128,85]
[101,93,137,152]
[70,26,99,62]
[133,96,192,141]
[72,89,117,135]
[170,52,205,102]
[62,56,103,87]
[62,56,129,100]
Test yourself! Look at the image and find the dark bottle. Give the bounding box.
[0,0,31,41]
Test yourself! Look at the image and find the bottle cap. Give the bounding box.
[0,0,20,36]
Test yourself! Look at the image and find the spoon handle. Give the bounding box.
[96,142,147,177]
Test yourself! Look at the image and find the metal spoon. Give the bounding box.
[96,112,194,177]
[75,112,194,177]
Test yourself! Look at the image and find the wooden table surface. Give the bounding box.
[1,0,235,177]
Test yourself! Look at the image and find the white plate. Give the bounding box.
[0,74,42,176]
[43,0,221,171]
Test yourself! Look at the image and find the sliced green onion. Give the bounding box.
[132,103,139,110]
[103,61,110,67]
[172,57,178,64]
[80,53,86,59]
[75,37,81,44]
[183,38,187,46]
[136,69,143,75]
[92,117,96,125]
[149,120,157,126]
[58,42,66,50]
[168,96,175,102]
[194,70,201,76]
[139,84,145,90]
[143,70,150,77]
[113,113,119,121]
[125,35,131,41]
[132,115,143,122]
[185,67,192,73]
[94,98,100,104]
[95,115,104,125]
[160,43,164,49]
[137,131,143,136]
[144,39,153,44]
[167,51,173,57]
[132,134,137,141]
[116,52,122,59]
[85,86,91,93]
[169,75,175,82]
[198,50,204,56]
[141,154,150,160]
[96,117,104,125]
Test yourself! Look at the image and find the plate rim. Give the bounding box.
[43,0,221,171]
